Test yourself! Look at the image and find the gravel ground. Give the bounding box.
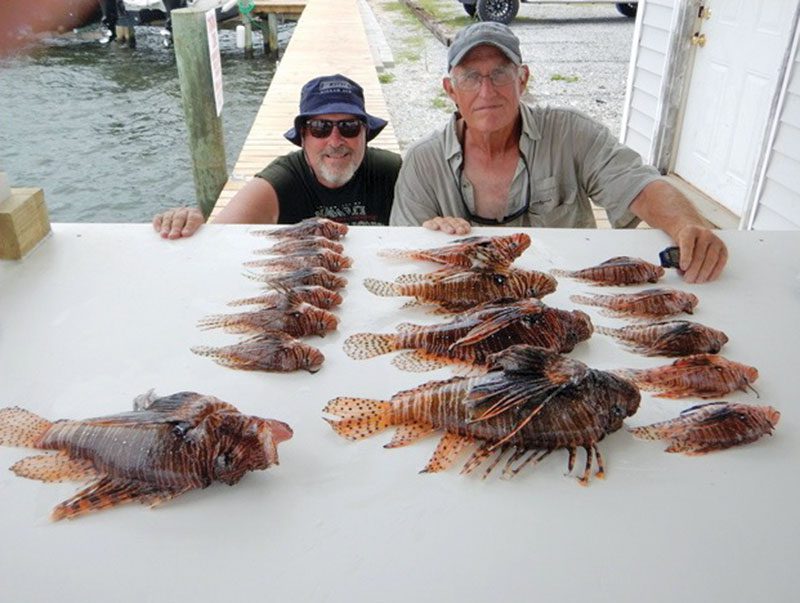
[367,0,637,153]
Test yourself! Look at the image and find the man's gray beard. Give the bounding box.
[317,159,358,187]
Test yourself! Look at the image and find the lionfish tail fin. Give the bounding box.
[0,406,52,448]
[376,248,412,261]
[569,294,596,307]
[549,268,572,278]
[323,397,394,441]
[363,278,397,297]
[343,333,398,360]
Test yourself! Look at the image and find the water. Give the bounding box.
[0,25,281,222]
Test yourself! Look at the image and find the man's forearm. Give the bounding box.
[629,179,713,239]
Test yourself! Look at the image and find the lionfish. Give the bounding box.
[251,217,348,240]
[570,288,698,319]
[244,267,348,291]
[613,354,759,399]
[0,391,292,520]
[228,285,343,311]
[243,249,353,272]
[192,332,325,373]
[325,345,640,484]
[596,320,728,357]
[197,302,338,338]
[378,233,531,270]
[364,267,557,312]
[629,402,779,455]
[552,256,664,286]
[254,236,344,255]
[344,299,593,372]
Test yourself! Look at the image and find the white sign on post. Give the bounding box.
[206,9,224,116]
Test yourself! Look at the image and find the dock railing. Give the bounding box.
[210,0,400,221]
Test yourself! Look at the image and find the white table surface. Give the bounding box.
[1,224,798,602]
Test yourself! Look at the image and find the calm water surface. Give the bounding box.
[0,26,279,222]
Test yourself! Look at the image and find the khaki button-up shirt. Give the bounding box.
[389,104,661,228]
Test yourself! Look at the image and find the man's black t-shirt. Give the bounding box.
[255,148,402,225]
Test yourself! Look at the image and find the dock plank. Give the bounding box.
[211,0,398,220]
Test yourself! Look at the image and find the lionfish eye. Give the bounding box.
[215,453,232,471]
[611,405,626,418]
[493,275,507,285]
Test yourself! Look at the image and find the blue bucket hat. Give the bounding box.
[283,74,388,146]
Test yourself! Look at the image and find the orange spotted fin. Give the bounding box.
[343,333,398,360]
[384,422,435,449]
[0,406,52,447]
[363,278,397,297]
[323,397,394,440]
[391,351,448,373]
[11,452,98,483]
[51,476,184,521]
[420,432,473,473]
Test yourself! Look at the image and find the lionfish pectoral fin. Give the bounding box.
[323,397,394,441]
[391,351,447,373]
[11,452,98,483]
[384,422,435,449]
[420,432,472,474]
[51,476,171,521]
[0,406,53,448]
[458,442,495,476]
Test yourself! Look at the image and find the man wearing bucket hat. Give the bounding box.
[390,22,727,284]
[154,74,401,238]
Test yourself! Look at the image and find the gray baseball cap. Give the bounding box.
[447,22,522,71]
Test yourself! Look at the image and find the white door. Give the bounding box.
[673,0,796,215]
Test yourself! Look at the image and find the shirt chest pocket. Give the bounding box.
[529,176,577,216]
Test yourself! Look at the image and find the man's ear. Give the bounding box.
[443,76,457,103]
[518,65,531,92]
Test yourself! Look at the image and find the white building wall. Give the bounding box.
[751,45,800,229]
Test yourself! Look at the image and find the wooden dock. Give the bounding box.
[211,0,399,221]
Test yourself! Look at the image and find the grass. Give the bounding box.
[378,72,396,84]
[551,73,580,83]
[432,91,453,111]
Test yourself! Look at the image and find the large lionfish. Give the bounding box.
[629,402,779,455]
[325,345,640,484]
[364,267,557,312]
[228,285,343,311]
[251,217,348,240]
[192,332,325,373]
[344,299,593,372]
[378,233,531,270]
[613,354,759,399]
[552,256,664,286]
[0,391,292,520]
[570,288,698,319]
[596,320,728,357]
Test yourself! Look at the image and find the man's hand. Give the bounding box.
[422,216,471,235]
[674,224,728,283]
[152,207,205,239]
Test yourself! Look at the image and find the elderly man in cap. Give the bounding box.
[154,74,401,238]
[390,22,727,284]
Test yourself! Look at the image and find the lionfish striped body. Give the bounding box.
[245,267,348,291]
[552,256,664,286]
[228,286,343,310]
[325,346,640,483]
[596,320,728,357]
[614,354,758,399]
[343,299,593,372]
[629,402,779,455]
[255,236,344,255]
[0,392,292,520]
[192,332,325,373]
[378,233,531,270]
[364,267,557,312]
[198,302,338,337]
[570,288,698,319]
[243,249,353,272]
[251,217,348,240]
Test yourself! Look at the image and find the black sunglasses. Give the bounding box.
[304,118,364,139]
[456,151,531,225]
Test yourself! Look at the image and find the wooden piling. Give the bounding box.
[172,8,228,219]
[0,186,51,260]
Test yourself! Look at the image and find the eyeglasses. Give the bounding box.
[456,151,531,225]
[450,66,520,92]
[304,119,364,139]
